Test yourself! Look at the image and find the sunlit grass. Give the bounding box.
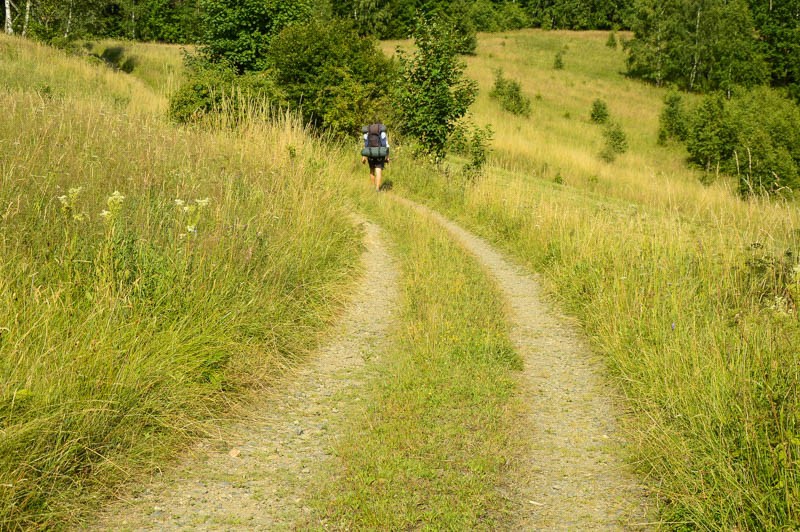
[392,28,800,529]
[0,34,360,529]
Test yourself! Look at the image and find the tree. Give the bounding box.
[267,18,394,134]
[5,0,13,34]
[747,0,800,100]
[395,16,478,161]
[626,0,768,92]
[199,0,312,73]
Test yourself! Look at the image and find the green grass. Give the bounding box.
[0,34,361,529]
[307,183,525,529]
[389,29,800,530]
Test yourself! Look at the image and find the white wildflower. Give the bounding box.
[195,197,210,208]
[174,199,185,207]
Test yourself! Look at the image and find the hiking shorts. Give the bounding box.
[368,157,386,170]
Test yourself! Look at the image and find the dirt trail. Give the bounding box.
[85,220,398,531]
[398,197,650,530]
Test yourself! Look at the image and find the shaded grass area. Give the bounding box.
[309,184,525,529]
[0,35,360,529]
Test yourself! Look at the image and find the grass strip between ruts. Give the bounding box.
[308,192,525,529]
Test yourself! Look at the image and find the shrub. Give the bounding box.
[683,88,800,195]
[658,91,689,143]
[168,56,284,124]
[490,69,532,117]
[726,88,800,195]
[606,30,617,49]
[590,98,609,123]
[267,19,394,136]
[600,121,628,162]
[686,94,734,174]
[553,48,565,70]
[445,0,479,55]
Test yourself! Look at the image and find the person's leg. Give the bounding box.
[374,167,383,191]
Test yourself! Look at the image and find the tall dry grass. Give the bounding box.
[395,29,800,529]
[0,34,360,529]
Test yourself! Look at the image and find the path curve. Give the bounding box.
[85,220,399,531]
[397,197,649,530]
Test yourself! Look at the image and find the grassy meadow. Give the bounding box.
[0,35,362,529]
[390,29,800,529]
[1,25,799,531]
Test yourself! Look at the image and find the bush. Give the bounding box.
[490,69,531,117]
[168,56,284,124]
[686,95,734,174]
[727,88,800,195]
[606,30,617,49]
[600,121,628,162]
[445,0,479,55]
[553,48,565,70]
[267,19,394,136]
[590,98,609,123]
[658,91,689,143]
[683,88,800,195]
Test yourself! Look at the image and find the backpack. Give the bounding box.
[361,123,389,158]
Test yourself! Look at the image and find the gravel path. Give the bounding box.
[85,220,398,531]
[397,197,650,530]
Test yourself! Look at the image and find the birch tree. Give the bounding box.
[4,0,13,34]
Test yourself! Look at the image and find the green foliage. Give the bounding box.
[489,69,532,117]
[267,19,394,135]
[168,56,284,124]
[658,91,689,143]
[747,0,800,101]
[444,0,479,55]
[686,94,734,173]
[590,98,609,123]
[530,0,633,30]
[626,0,768,92]
[553,48,565,70]
[683,88,800,195]
[395,17,478,162]
[600,121,628,162]
[198,0,312,73]
[606,30,618,49]
[466,123,494,177]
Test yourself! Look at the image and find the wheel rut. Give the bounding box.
[397,196,650,530]
[85,220,399,531]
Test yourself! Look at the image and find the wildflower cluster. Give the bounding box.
[175,197,211,238]
[57,187,87,221]
[99,190,125,224]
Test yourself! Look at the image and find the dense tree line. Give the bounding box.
[627,0,800,97]
[1,0,202,42]
[2,0,638,44]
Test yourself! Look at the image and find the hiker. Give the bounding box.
[361,123,390,191]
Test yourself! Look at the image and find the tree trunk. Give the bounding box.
[64,0,72,38]
[689,7,701,90]
[4,0,14,34]
[21,0,30,37]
